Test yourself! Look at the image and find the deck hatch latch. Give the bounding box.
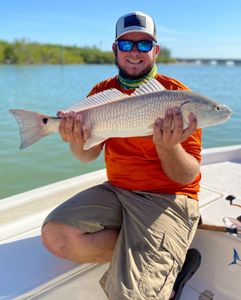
[199,289,214,300]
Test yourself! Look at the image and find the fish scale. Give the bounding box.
[83,92,188,133]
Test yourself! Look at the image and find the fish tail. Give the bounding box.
[9,109,58,149]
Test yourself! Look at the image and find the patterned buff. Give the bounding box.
[118,64,157,90]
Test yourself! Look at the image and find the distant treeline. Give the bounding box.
[0,39,176,65]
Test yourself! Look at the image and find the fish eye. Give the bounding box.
[215,106,220,111]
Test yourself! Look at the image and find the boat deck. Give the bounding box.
[200,160,241,225]
[0,145,241,299]
[183,157,241,300]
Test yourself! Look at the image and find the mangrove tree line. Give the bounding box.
[0,39,175,65]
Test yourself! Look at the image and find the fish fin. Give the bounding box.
[9,109,54,149]
[132,78,166,96]
[179,101,196,128]
[83,135,106,150]
[64,89,128,113]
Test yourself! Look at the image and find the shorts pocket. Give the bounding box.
[162,232,186,268]
[138,232,181,299]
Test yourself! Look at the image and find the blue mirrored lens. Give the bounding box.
[137,41,153,52]
[117,40,155,52]
[118,40,134,52]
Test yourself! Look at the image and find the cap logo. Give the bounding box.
[124,14,146,28]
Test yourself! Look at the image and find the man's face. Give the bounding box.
[113,32,160,80]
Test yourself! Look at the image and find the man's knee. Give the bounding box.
[41,221,83,259]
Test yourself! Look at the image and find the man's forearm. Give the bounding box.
[70,143,102,163]
[156,144,200,184]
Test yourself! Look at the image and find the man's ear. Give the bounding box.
[154,44,161,57]
[112,43,117,56]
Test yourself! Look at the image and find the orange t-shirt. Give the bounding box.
[88,74,202,199]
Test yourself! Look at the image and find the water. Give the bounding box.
[0,64,241,199]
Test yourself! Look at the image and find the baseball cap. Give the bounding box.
[115,11,157,41]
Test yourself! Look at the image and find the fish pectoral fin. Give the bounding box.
[179,101,197,128]
[132,78,166,96]
[83,135,106,150]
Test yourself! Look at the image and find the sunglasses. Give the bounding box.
[116,40,157,53]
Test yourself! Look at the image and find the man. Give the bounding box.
[41,11,201,300]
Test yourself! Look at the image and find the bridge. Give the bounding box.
[175,58,241,66]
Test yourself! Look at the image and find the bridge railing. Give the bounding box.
[175,58,241,66]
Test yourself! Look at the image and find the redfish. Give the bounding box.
[10,78,232,150]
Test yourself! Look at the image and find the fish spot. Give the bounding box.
[42,118,48,124]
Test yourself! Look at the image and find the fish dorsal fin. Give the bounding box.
[64,88,128,112]
[132,78,166,96]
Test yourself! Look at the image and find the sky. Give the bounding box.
[0,0,241,59]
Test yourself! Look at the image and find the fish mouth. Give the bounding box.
[213,108,233,126]
[223,105,233,116]
[219,105,233,121]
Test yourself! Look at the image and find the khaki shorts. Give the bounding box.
[43,182,199,300]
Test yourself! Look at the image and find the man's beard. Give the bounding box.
[115,58,154,80]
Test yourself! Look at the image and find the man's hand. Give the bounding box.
[57,111,101,162]
[58,111,91,147]
[152,107,200,184]
[153,107,197,150]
